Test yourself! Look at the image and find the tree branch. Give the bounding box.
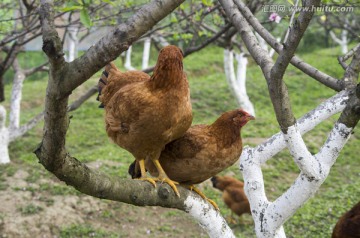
[183,23,232,56]
[233,0,343,92]
[36,0,234,236]
[67,86,98,112]
[62,0,186,95]
[338,43,360,70]
[269,0,320,131]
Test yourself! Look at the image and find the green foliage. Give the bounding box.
[59,0,94,28]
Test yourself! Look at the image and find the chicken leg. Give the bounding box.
[152,159,180,197]
[135,159,157,187]
[183,185,219,210]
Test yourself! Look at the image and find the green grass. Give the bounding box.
[3,44,360,237]
[59,224,119,238]
[18,203,43,215]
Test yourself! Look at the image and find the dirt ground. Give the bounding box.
[0,163,209,238]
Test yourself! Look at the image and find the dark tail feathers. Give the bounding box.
[128,160,142,179]
[97,70,109,108]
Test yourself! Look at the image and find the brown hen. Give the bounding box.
[332,201,360,238]
[98,45,193,196]
[129,109,254,206]
[211,175,251,223]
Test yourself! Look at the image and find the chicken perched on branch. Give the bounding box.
[98,45,193,196]
[129,109,254,206]
[211,175,251,223]
[332,201,360,238]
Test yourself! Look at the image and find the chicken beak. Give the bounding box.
[246,115,255,121]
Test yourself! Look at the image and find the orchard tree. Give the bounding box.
[0,0,114,163]
[34,0,359,238]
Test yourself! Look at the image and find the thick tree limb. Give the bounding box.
[269,0,320,131]
[61,0,186,95]
[35,0,233,237]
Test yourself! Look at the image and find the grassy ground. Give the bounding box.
[0,44,359,237]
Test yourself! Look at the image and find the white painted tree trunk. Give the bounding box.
[240,90,351,237]
[223,49,255,116]
[67,26,78,62]
[0,106,10,164]
[9,63,25,131]
[184,195,235,237]
[330,30,348,54]
[1,62,46,164]
[124,45,135,70]
[142,37,151,70]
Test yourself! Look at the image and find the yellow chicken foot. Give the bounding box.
[183,185,219,210]
[226,212,238,224]
[135,159,157,187]
[152,159,180,197]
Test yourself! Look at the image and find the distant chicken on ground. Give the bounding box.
[98,45,193,196]
[129,109,254,207]
[211,175,251,223]
[332,201,360,238]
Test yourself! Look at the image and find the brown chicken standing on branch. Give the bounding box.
[129,109,254,207]
[98,45,193,196]
[211,175,251,223]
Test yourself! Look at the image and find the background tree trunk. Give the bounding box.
[142,37,151,70]
[0,106,10,164]
[223,48,255,116]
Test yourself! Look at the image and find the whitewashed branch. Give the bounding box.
[265,122,352,234]
[251,90,348,164]
[283,125,320,179]
[184,195,235,238]
[240,90,351,237]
